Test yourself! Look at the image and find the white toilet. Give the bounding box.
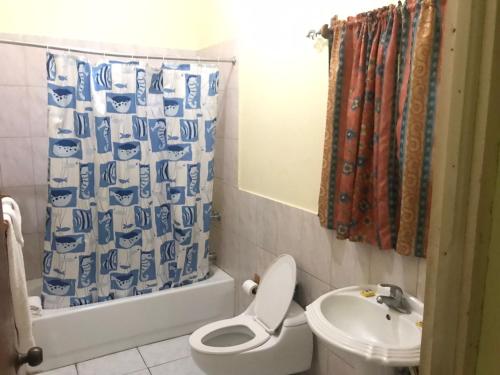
[189,254,313,375]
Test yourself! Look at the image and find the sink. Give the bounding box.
[305,285,423,368]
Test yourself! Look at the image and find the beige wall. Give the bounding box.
[236,0,398,211]
[0,0,398,211]
[0,0,206,50]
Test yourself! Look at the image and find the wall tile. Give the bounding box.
[24,46,46,87]
[213,137,224,179]
[369,249,419,296]
[330,237,371,289]
[0,86,30,137]
[0,137,34,187]
[215,109,226,141]
[35,184,48,233]
[238,236,259,281]
[23,233,42,280]
[0,43,27,86]
[223,138,238,187]
[276,203,302,258]
[1,185,38,234]
[31,137,49,185]
[216,228,240,278]
[295,269,330,308]
[222,88,238,140]
[255,196,280,253]
[298,211,333,284]
[220,183,239,234]
[236,189,257,243]
[27,86,48,137]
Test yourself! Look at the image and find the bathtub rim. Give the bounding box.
[31,266,229,319]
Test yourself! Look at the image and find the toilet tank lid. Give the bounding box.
[254,254,297,333]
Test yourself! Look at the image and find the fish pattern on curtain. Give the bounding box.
[318,0,441,257]
[42,53,219,308]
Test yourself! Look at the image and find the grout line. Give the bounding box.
[136,345,149,369]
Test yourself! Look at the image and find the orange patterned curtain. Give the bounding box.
[318,0,442,257]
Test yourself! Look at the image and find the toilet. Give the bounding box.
[189,254,313,375]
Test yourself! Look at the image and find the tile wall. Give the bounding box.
[202,40,426,375]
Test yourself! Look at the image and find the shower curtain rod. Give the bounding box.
[0,39,237,65]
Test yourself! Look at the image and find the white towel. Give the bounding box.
[3,202,35,353]
[2,197,24,245]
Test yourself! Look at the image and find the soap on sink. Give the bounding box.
[360,289,375,298]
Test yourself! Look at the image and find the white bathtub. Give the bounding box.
[27,267,234,372]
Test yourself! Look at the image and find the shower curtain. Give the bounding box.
[318,0,442,257]
[42,53,219,308]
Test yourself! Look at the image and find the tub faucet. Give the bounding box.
[376,283,411,314]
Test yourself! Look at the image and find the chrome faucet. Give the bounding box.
[376,283,411,314]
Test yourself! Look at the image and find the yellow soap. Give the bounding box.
[361,289,375,298]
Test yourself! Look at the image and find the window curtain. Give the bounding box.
[318,0,442,257]
[42,54,219,308]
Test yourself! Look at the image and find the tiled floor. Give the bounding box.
[38,335,206,375]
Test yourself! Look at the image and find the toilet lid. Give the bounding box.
[254,254,297,332]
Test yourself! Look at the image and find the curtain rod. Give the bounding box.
[0,39,237,65]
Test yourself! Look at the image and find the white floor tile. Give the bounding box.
[149,357,205,375]
[37,365,77,375]
[127,370,151,375]
[77,348,146,375]
[138,335,191,367]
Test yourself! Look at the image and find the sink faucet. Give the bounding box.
[376,284,411,314]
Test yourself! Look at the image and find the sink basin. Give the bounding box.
[305,285,423,367]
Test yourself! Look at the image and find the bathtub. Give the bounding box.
[27,267,234,372]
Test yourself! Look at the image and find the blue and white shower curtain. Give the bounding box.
[42,53,219,309]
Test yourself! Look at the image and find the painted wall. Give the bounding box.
[236,0,398,211]
[476,146,500,374]
[0,0,205,50]
[0,0,399,211]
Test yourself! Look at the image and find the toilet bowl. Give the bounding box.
[189,254,313,375]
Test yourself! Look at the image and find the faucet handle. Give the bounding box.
[378,283,404,298]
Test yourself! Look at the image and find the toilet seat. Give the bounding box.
[190,315,271,355]
[190,255,297,355]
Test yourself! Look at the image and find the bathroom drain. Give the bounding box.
[386,314,391,320]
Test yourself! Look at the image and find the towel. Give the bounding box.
[2,200,35,353]
[2,197,24,245]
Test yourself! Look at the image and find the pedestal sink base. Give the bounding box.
[332,347,405,375]
[354,358,398,375]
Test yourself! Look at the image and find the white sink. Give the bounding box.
[305,285,423,368]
